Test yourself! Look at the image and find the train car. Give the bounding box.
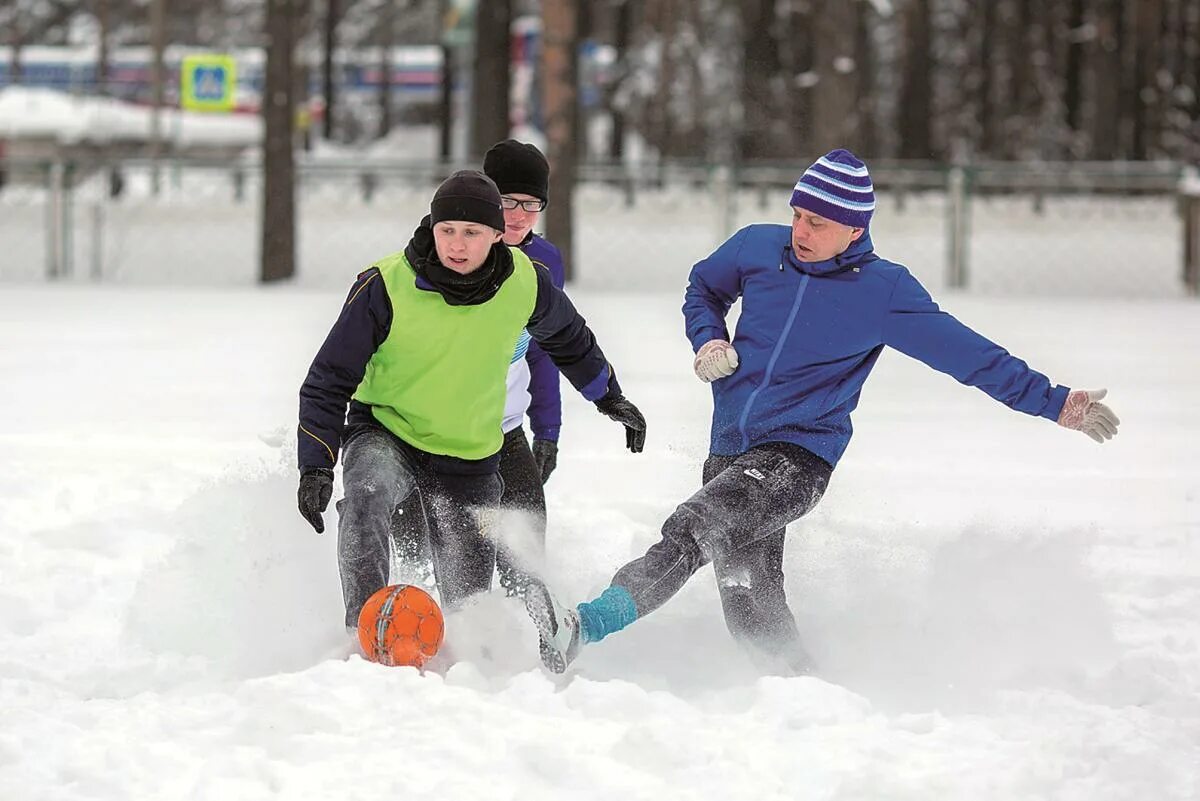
[0,44,442,112]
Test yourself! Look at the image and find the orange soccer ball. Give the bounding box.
[357,584,444,668]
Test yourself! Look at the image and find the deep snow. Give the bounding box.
[1,284,1197,800]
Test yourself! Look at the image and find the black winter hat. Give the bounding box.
[430,170,505,232]
[483,139,550,203]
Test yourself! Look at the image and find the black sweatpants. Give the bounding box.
[392,426,547,598]
[337,425,502,628]
[610,442,832,672]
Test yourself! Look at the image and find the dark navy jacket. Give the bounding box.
[521,233,566,442]
[298,249,611,471]
[683,224,1070,467]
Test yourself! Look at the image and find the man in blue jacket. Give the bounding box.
[525,148,1120,675]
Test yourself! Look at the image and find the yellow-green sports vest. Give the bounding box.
[352,247,538,460]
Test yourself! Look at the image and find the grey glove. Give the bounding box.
[531,439,558,484]
[298,468,334,533]
[1057,388,1120,443]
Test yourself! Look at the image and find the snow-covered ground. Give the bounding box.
[1,282,1197,799]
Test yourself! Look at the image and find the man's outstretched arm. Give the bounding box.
[881,268,1118,442]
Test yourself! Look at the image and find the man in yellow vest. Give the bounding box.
[296,170,646,627]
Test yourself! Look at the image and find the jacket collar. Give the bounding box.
[782,230,877,277]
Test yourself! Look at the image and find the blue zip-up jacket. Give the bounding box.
[520,233,566,442]
[683,224,1070,467]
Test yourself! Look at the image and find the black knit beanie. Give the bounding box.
[429,170,505,232]
[483,140,550,202]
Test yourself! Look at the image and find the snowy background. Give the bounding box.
[0,156,1186,298]
[0,87,1188,297]
[3,3,1199,796]
[1,276,1198,799]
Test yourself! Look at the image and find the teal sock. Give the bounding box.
[576,586,638,644]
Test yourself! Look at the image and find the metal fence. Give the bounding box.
[1,155,1196,297]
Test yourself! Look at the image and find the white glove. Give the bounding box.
[694,339,739,383]
[1056,388,1120,443]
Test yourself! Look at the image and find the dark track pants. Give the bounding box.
[610,442,832,672]
[392,426,547,598]
[337,426,502,628]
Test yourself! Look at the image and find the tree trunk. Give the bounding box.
[470,0,511,158]
[378,1,395,139]
[1132,0,1165,158]
[855,3,878,158]
[740,0,780,159]
[1038,0,1065,157]
[297,0,315,152]
[437,0,453,161]
[649,0,677,160]
[576,0,595,162]
[96,0,110,96]
[439,38,454,161]
[608,0,633,160]
[1180,0,1200,159]
[8,5,22,86]
[1005,0,1040,159]
[149,0,166,193]
[1064,0,1086,135]
[261,0,298,283]
[787,3,815,158]
[541,0,579,280]
[1090,0,1123,159]
[1192,0,1200,116]
[898,0,933,159]
[941,2,976,160]
[977,0,997,157]
[322,0,338,140]
[811,0,860,155]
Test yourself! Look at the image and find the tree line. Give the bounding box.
[597,0,1200,164]
[7,1,1196,164]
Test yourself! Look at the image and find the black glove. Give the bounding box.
[298,467,334,533]
[595,392,646,453]
[531,438,558,484]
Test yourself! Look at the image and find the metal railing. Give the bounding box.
[0,155,1195,297]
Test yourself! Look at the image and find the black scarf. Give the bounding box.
[404,216,514,306]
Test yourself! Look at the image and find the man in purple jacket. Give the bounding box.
[525,148,1121,675]
[393,140,569,598]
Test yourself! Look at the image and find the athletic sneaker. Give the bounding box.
[523,578,581,674]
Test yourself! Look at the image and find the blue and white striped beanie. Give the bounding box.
[789,149,875,229]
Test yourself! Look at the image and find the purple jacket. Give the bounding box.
[520,233,567,442]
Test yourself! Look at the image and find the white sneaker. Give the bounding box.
[523,579,581,674]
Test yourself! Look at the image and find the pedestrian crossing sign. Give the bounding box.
[181,54,236,112]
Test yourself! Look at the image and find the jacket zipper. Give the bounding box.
[737,272,810,452]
